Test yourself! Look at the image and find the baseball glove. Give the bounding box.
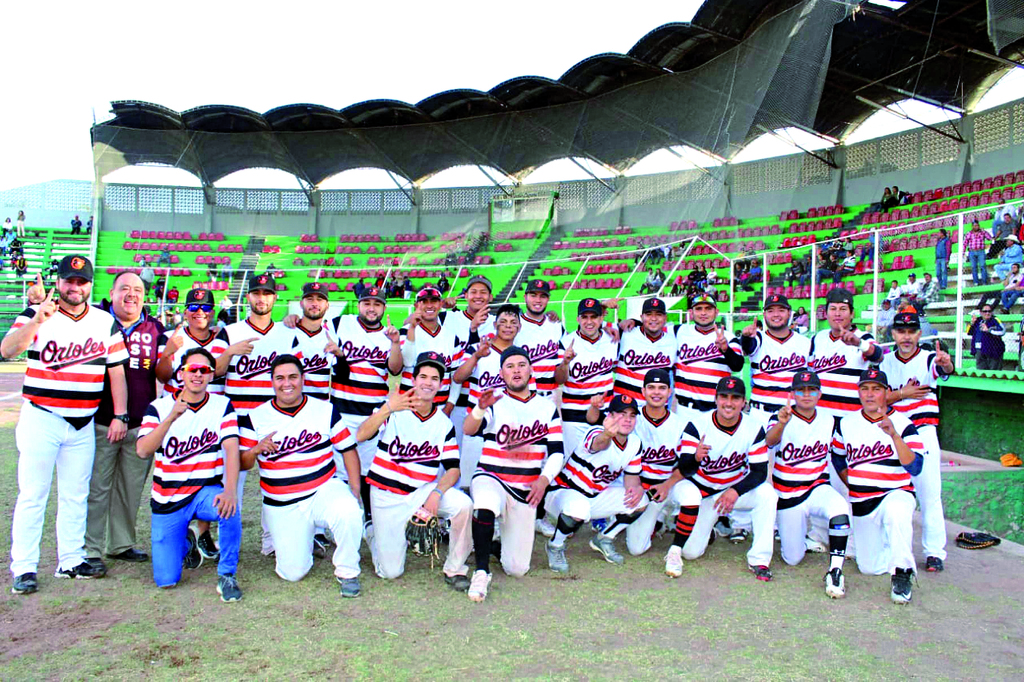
[954,531,1001,550]
[406,514,442,565]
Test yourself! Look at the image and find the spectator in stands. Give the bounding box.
[354,278,366,299]
[919,273,941,307]
[860,230,880,264]
[876,299,896,343]
[16,210,25,237]
[140,264,155,292]
[901,273,922,300]
[375,273,385,289]
[745,261,762,291]
[47,258,59,277]
[9,236,22,257]
[964,220,991,286]
[706,267,719,289]
[891,185,910,205]
[934,228,952,289]
[989,212,1018,259]
[641,269,660,295]
[968,305,1006,370]
[167,285,179,305]
[786,259,807,287]
[70,215,83,234]
[669,281,683,297]
[402,274,413,297]
[994,235,1022,280]
[87,216,93,234]
[817,251,836,282]
[834,252,857,283]
[875,187,893,213]
[14,255,27,276]
[153,280,165,303]
[792,306,809,333]
[157,247,171,266]
[999,263,1023,314]
[437,272,450,294]
[3,218,11,235]
[218,294,234,325]
[885,279,902,304]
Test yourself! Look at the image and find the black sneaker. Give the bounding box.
[184,528,203,570]
[197,530,220,560]
[749,565,773,582]
[108,548,149,563]
[313,534,329,559]
[217,574,243,602]
[54,561,104,580]
[729,529,749,544]
[11,573,37,595]
[925,556,944,573]
[891,568,913,604]
[444,574,471,592]
[84,556,108,577]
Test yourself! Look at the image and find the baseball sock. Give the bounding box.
[828,514,850,571]
[550,514,583,548]
[603,509,644,539]
[360,479,373,523]
[672,506,699,549]
[472,510,495,573]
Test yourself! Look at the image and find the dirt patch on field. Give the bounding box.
[0,596,128,663]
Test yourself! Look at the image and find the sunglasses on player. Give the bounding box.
[186,304,214,313]
[181,363,214,375]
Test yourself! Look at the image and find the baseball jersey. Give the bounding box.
[9,305,129,424]
[632,407,686,488]
[516,312,564,394]
[880,348,943,428]
[741,329,810,411]
[237,396,355,506]
[559,330,617,424]
[398,321,466,406]
[159,327,225,396]
[767,409,834,510]
[289,323,335,400]
[366,407,459,495]
[443,310,495,408]
[674,326,743,409]
[466,344,538,407]
[476,392,565,504]
[808,329,877,414]
[327,315,393,417]
[554,426,642,497]
[614,326,676,404]
[214,319,297,415]
[139,393,238,514]
[832,409,923,516]
[95,310,165,429]
[681,410,768,496]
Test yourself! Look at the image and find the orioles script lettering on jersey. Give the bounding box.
[388,436,441,462]
[759,352,807,374]
[236,352,278,379]
[569,356,616,381]
[701,451,748,474]
[621,349,672,370]
[641,444,677,465]
[592,464,622,485]
[477,370,506,390]
[522,339,559,361]
[40,337,106,369]
[165,428,219,462]
[777,441,829,465]
[269,429,323,460]
[301,354,331,373]
[677,342,722,363]
[496,420,549,450]
[808,353,846,374]
[845,441,895,466]
[341,341,389,363]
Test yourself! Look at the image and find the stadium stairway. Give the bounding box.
[494,230,560,302]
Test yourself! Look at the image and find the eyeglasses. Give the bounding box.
[980,309,993,314]
[186,304,213,313]
[181,363,214,375]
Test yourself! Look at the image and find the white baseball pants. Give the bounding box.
[10,404,95,576]
[471,475,537,577]
[776,484,850,566]
[851,489,917,576]
[561,421,590,459]
[341,414,380,477]
[671,479,778,568]
[546,486,647,523]
[913,425,946,561]
[625,495,676,556]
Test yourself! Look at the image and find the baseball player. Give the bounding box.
[664,377,777,581]
[831,368,924,604]
[516,280,565,396]
[399,287,468,411]
[136,348,242,602]
[288,282,336,401]
[463,346,565,602]
[544,395,646,573]
[356,351,473,591]
[613,297,677,405]
[556,298,617,456]
[3,255,129,595]
[673,293,745,422]
[880,311,954,573]
[766,371,851,599]
[238,355,364,598]
[441,276,495,449]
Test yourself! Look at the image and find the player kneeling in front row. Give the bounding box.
[766,372,851,598]
[463,347,565,602]
[833,368,925,605]
[238,355,364,598]
[356,351,474,591]
[545,395,647,573]
[665,377,777,581]
[136,348,243,602]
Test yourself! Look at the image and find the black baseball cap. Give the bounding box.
[499,345,530,366]
[525,279,551,295]
[892,311,920,329]
[58,255,93,282]
[466,275,492,292]
[416,286,442,301]
[715,376,745,397]
[578,298,603,316]
[302,281,329,299]
[185,288,214,306]
[607,394,640,414]
[413,351,447,377]
[642,298,667,314]
[825,288,853,308]
[248,273,276,293]
[643,368,671,386]
[359,286,386,303]
[858,367,888,387]
[764,293,791,310]
[791,370,821,391]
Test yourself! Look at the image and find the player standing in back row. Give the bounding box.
[613,297,677,405]
[673,293,745,422]
[556,298,617,455]
[515,280,564,396]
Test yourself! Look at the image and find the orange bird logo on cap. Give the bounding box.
[70,257,86,270]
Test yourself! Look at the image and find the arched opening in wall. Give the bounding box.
[519,157,616,185]
[843,99,961,144]
[624,145,723,176]
[419,165,515,189]
[214,168,306,189]
[730,127,835,164]
[102,164,203,187]
[972,68,1024,113]
[318,168,410,190]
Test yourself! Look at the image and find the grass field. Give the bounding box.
[0,417,1022,680]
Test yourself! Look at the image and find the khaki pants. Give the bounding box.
[84,425,152,557]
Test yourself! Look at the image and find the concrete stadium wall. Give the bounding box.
[943,468,1024,544]
[938,386,1024,462]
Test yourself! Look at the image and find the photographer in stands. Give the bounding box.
[967,305,1006,370]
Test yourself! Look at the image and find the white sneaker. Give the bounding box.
[535,517,556,538]
[363,520,375,544]
[468,570,491,603]
[805,536,828,554]
[664,546,684,578]
[825,567,845,599]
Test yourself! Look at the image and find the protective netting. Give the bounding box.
[987,0,1024,54]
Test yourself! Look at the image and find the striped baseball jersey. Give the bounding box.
[808,329,876,415]
[880,347,943,428]
[476,392,565,504]
[681,410,768,496]
[554,426,642,498]
[466,344,538,407]
[237,396,355,506]
[159,327,225,396]
[442,310,494,408]
[367,407,459,495]
[614,326,676,404]
[559,330,617,424]
[632,407,685,488]
[832,409,922,516]
[9,305,129,424]
[674,326,743,410]
[214,319,297,415]
[289,323,335,400]
[398,321,466,406]
[327,315,393,417]
[767,409,834,510]
[740,330,810,412]
[515,312,564,394]
[139,393,238,514]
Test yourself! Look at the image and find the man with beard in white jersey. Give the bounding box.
[556,298,617,456]
[399,287,468,414]
[613,298,677,405]
[516,280,564,397]
[442,276,494,451]
[287,282,335,401]
[674,294,745,421]
[880,311,953,573]
[766,371,851,599]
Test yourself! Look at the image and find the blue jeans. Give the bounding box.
[151,485,241,587]
[860,245,875,263]
[969,250,987,286]
[1002,289,1022,310]
[935,257,948,289]
[994,263,1017,280]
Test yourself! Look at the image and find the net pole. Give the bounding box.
[809,243,818,335]
[506,260,531,303]
[954,212,965,370]
[761,252,768,308]
[728,253,736,332]
[567,255,590,296]
[871,227,880,339]
[618,247,651,299]
[655,237,696,298]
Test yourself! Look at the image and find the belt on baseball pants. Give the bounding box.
[27,400,93,431]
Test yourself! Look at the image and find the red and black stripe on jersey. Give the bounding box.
[328,315,393,417]
[367,407,459,495]
[767,408,834,510]
[832,409,922,516]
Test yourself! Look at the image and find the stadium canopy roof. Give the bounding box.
[92,0,1023,189]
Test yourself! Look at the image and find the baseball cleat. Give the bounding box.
[713,517,732,538]
[664,546,684,578]
[535,517,556,539]
[468,570,491,602]
[183,528,203,570]
[197,530,220,560]
[729,529,749,544]
[925,556,944,572]
[749,565,773,582]
[338,577,361,598]
[217,574,243,603]
[589,534,624,565]
[444,574,471,592]
[545,541,570,574]
[54,561,104,580]
[890,568,913,604]
[824,567,846,599]
[11,573,37,595]
[804,536,828,554]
